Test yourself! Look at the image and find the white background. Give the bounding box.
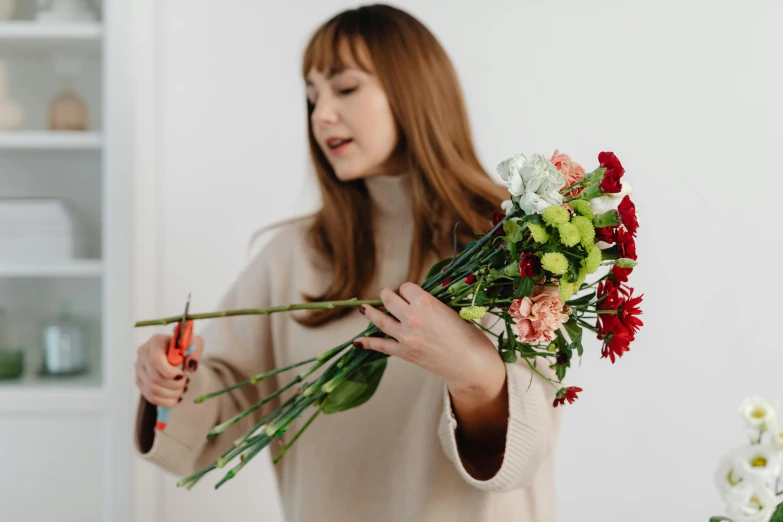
[132,1,783,521]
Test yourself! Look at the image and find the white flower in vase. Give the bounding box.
[736,444,782,488]
[739,396,778,432]
[725,484,778,522]
[715,448,753,504]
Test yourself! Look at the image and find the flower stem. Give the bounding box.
[231,393,298,448]
[272,405,322,465]
[194,358,317,404]
[134,299,384,327]
[207,376,303,439]
[214,441,266,490]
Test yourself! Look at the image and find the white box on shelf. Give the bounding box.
[0,198,87,263]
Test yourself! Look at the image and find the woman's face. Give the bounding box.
[306,62,401,182]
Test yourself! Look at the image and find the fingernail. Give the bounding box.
[178,397,183,403]
[188,360,198,371]
[353,341,363,348]
[174,375,184,381]
[359,306,366,315]
[185,385,189,393]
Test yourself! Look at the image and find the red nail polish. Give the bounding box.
[178,397,183,403]
[174,375,184,381]
[188,359,198,371]
[359,306,366,315]
[353,341,363,348]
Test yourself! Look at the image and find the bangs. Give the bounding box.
[302,13,374,78]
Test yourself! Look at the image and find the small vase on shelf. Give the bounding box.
[0,60,25,131]
[49,89,88,131]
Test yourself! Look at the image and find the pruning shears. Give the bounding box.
[155,293,196,431]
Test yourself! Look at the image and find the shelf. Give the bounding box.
[0,22,102,56]
[0,260,102,278]
[0,372,105,413]
[0,131,102,149]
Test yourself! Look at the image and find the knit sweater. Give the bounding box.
[134,172,561,521]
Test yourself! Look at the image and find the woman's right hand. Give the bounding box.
[135,334,204,408]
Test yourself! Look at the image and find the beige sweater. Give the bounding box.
[135,172,561,521]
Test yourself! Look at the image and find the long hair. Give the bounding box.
[260,4,508,327]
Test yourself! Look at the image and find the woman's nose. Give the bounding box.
[311,95,339,125]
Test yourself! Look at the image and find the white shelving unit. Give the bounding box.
[0,259,103,277]
[0,130,102,148]
[0,2,134,521]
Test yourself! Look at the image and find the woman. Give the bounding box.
[134,4,560,521]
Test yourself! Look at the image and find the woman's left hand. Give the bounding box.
[354,282,507,396]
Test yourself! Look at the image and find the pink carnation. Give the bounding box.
[551,149,586,189]
[509,286,568,343]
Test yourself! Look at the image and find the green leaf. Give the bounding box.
[566,291,596,307]
[770,502,783,522]
[501,350,518,363]
[568,328,584,357]
[474,287,490,306]
[321,357,388,414]
[425,257,454,281]
[513,276,534,299]
[503,219,524,243]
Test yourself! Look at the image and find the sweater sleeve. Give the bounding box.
[133,244,282,478]
[437,312,560,492]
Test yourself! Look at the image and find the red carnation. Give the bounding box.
[595,226,616,244]
[601,330,633,363]
[464,274,476,285]
[441,278,452,287]
[617,290,644,337]
[618,196,639,236]
[598,151,625,194]
[611,265,633,283]
[491,210,506,236]
[615,228,637,260]
[553,386,583,407]
[518,254,542,278]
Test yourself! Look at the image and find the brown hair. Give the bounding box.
[257,4,508,327]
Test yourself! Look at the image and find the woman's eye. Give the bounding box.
[338,87,357,96]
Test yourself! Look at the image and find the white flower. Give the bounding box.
[500,199,514,213]
[715,448,754,505]
[773,427,783,451]
[725,484,778,522]
[588,181,633,215]
[496,153,564,214]
[739,396,778,432]
[736,444,782,487]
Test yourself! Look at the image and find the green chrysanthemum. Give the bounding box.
[541,252,569,275]
[459,306,487,321]
[527,222,550,243]
[582,245,602,274]
[558,223,581,247]
[571,215,595,247]
[577,267,587,287]
[569,199,595,219]
[559,280,577,302]
[542,205,570,226]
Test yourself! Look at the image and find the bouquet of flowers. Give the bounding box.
[135,149,644,490]
[712,396,783,522]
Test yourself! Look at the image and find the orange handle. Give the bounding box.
[166,320,194,366]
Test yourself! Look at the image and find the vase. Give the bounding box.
[49,89,88,131]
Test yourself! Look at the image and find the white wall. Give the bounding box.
[133,1,783,521]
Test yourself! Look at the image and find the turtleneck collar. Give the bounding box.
[363,172,414,222]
